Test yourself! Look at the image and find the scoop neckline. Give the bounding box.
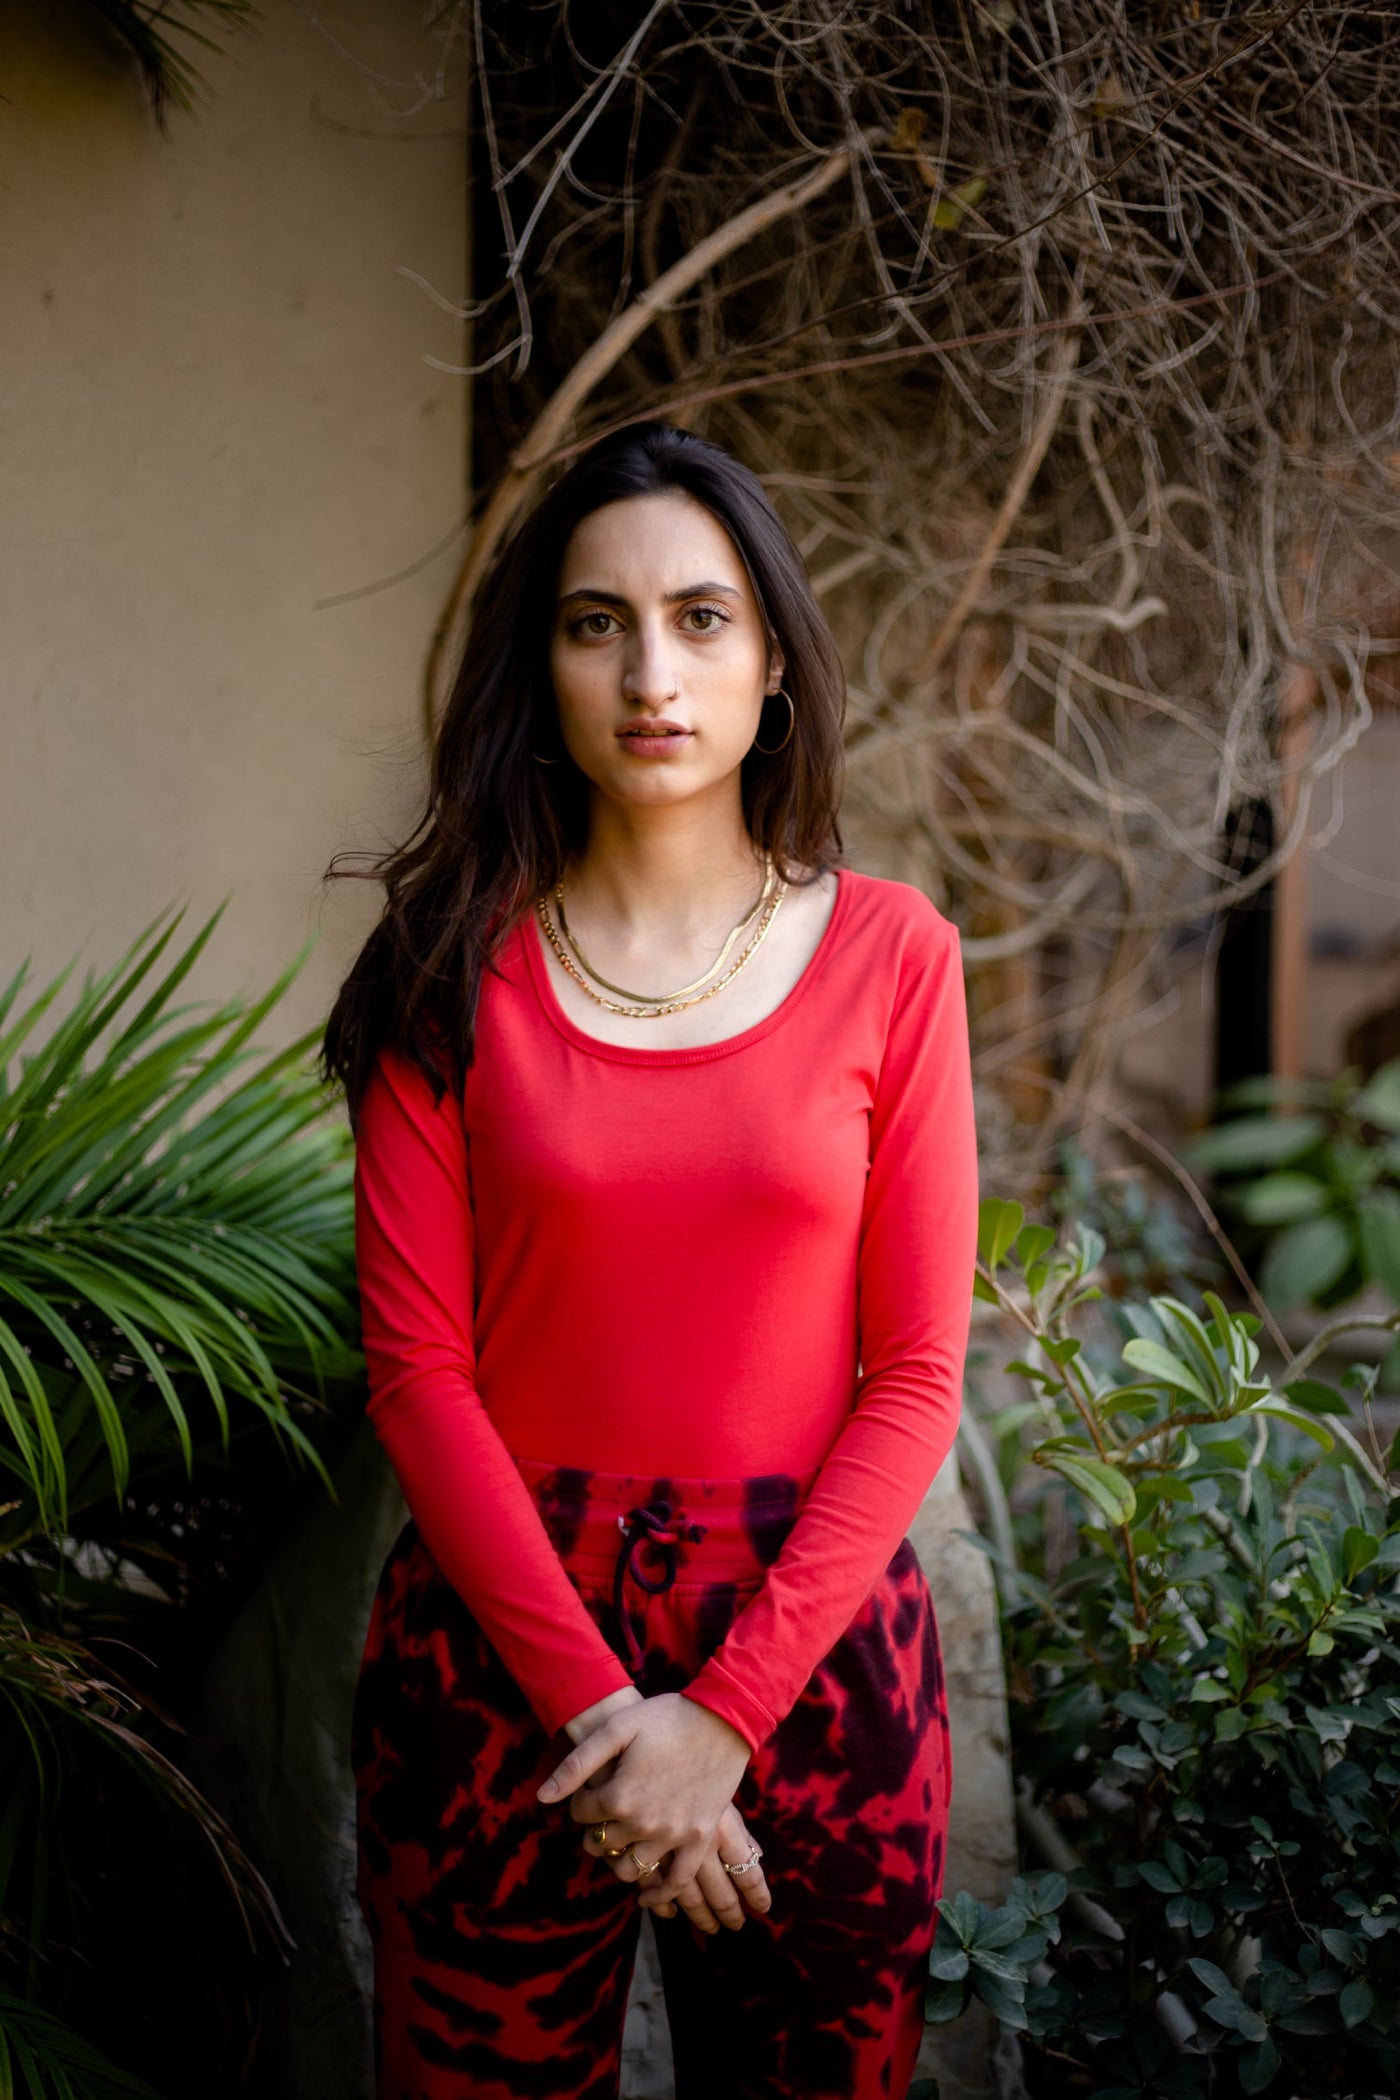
[521,866,851,1065]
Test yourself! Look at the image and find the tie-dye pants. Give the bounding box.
[351,1455,952,2099]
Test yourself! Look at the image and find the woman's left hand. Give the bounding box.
[537,1691,751,1909]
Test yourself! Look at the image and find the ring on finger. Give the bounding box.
[722,1842,764,1876]
[626,1844,661,1879]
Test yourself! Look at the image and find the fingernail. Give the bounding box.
[537,1779,559,1800]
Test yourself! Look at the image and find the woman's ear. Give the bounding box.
[766,644,786,692]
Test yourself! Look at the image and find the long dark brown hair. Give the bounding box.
[319,420,849,1123]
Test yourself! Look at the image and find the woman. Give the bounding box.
[322,419,979,2100]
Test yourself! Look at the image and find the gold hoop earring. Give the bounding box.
[753,688,795,755]
[530,750,560,765]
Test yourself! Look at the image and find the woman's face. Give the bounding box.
[547,490,783,810]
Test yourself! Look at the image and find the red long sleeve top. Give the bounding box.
[351,867,979,1757]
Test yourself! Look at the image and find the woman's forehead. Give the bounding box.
[558,492,748,593]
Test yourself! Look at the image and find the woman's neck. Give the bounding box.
[560,827,769,947]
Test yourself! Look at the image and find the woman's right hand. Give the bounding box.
[643,1800,772,1933]
[562,1692,771,1930]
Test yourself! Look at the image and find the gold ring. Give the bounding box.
[626,1844,660,1879]
[592,1821,610,1846]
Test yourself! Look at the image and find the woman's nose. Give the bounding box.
[621,621,680,702]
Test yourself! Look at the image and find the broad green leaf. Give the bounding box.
[1014,1223,1056,1266]
[1342,1526,1379,1581]
[1121,1338,1213,1406]
[1218,1074,1333,1111]
[1114,1690,1166,1721]
[923,1979,966,2025]
[1016,1870,1066,1914]
[1353,1057,1400,1132]
[1357,1187,1400,1302]
[1132,1474,1193,1508]
[1037,1450,1137,1525]
[1254,1403,1335,1453]
[1184,1113,1327,1175]
[978,1198,1024,1271]
[1152,1297,1230,1403]
[1260,1214,1353,1312]
[1282,1378,1350,1416]
[1240,1171,1328,1225]
[1238,2036,1281,2093]
[928,1946,969,1982]
[1334,1755,1376,1805]
[1339,1977,1374,2026]
[969,1966,1027,2027]
[1304,1704,1353,1743]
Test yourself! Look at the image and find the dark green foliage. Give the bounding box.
[1050,1143,1218,1306]
[934,1205,1400,2098]
[0,1987,164,2098]
[0,904,361,2095]
[1184,1065,1400,1367]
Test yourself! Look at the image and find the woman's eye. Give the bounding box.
[573,611,618,637]
[685,604,729,632]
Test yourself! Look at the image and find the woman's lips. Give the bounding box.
[617,730,694,756]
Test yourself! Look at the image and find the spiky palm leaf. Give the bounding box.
[0,897,361,1552]
[0,901,355,2091]
[74,0,257,127]
[0,1982,164,2099]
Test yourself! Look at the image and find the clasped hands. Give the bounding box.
[536,1684,772,1934]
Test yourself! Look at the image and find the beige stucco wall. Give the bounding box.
[1,0,468,1035]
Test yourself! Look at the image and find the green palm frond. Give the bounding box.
[0,900,361,1547]
[74,0,258,128]
[0,1984,164,2100]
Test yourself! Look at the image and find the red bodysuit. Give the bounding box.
[351,866,979,1756]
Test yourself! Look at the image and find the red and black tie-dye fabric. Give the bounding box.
[352,1458,952,2100]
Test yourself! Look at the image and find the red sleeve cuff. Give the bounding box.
[534,1654,638,1739]
[681,1660,778,1758]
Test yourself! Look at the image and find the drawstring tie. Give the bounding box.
[612,1499,708,1674]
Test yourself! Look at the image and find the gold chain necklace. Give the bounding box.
[556,855,776,1002]
[535,859,789,1019]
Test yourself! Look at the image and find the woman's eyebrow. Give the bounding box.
[558,580,743,608]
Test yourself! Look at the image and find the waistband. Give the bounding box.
[511,1452,822,1582]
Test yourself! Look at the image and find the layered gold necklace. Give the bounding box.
[535,855,788,1019]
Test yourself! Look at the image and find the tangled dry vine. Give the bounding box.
[421,0,1400,1151]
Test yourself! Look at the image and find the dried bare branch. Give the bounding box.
[455,2,1400,1149]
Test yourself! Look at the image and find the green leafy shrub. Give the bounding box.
[1049,1140,1218,1307]
[1182,1064,1400,1345]
[929,1202,1400,2098]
